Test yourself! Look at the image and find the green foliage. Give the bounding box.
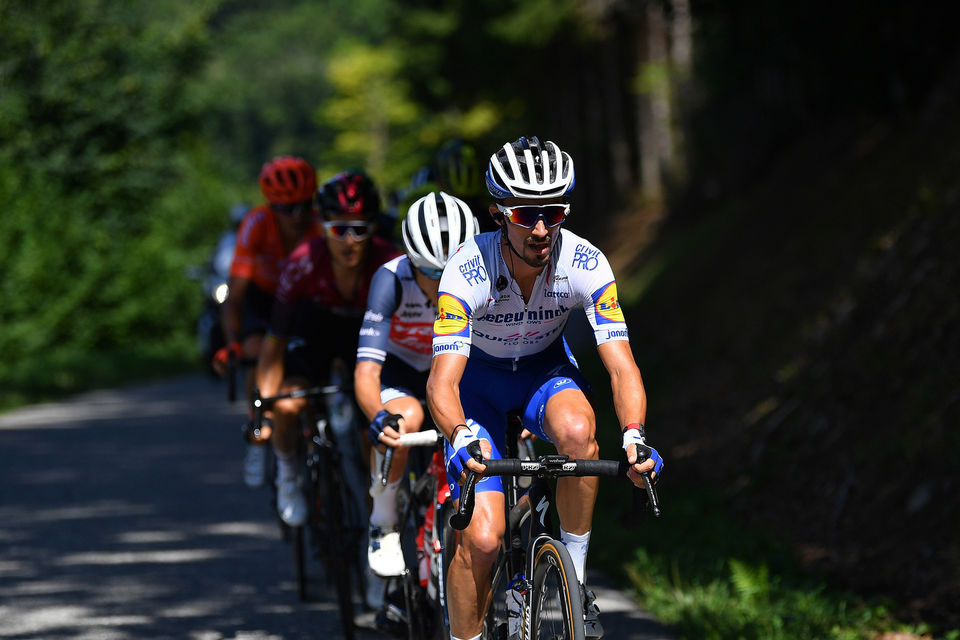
[0,1,231,381]
[594,489,929,640]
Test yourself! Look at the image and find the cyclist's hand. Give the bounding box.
[519,427,537,441]
[212,341,242,376]
[623,425,664,489]
[368,410,404,449]
[447,424,490,482]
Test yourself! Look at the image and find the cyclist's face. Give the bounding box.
[324,215,371,269]
[493,197,565,269]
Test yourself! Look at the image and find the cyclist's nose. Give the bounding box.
[531,219,549,236]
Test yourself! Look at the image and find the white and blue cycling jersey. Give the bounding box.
[432,228,629,499]
[357,255,435,398]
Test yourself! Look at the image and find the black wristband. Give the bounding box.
[449,423,469,441]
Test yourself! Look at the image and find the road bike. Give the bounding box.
[452,411,662,640]
[369,423,455,640]
[253,382,368,640]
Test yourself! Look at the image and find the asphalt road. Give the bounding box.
[0,375,673,640]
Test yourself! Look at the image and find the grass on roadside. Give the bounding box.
[590,474,949,640]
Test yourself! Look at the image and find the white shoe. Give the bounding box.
[368,526,405,577]
[276,476,307,527]
[243,444,267,488]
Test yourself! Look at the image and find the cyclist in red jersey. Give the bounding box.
[255,170,402,528]
[212,156,322,488]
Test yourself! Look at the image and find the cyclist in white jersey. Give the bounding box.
[355,191,479,577]
[426,136,664,640]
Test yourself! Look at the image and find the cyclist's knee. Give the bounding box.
[461,525,502,565]
[549,416,598,459]
[274,396,306,416]
[384,396,424,434]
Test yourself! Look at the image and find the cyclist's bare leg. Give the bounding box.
[271,376,311,456]
[241,333,269,440]
[447,489,505,639]
[543,388,599,535]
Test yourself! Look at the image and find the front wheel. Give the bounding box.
[530,540,584,640]
[293,524,308,601]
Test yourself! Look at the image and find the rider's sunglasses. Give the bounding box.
[323,220,373,241]
[496,203,570,228]
[273,201,314,217]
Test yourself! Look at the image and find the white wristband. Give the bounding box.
[452,424,478,451]
[622,428,646,450]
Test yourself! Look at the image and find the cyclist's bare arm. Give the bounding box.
[426,352,491,473]
[354,360,384,423]
[596,340,656,485]
[211,275,251,376]
[255,334,287,401]
[221,275,249,347]
[426,352,468,439]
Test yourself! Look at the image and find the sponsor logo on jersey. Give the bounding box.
[607,328,629,339]
[458,255,488,286]
[363,310,384,323]
[591,282,625,324]
[553,378,572,389]
[544,289,569,298]
[473,325,561,345]
[390,321,433,354]
[433,341,465,354]
[481,304,570,325]
[572,243,600,271]
[434,294,470,337]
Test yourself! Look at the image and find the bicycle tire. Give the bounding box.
[321,463,356,640]
[483,555,511,640]
[530,540,585,640]
[293,524,308,601]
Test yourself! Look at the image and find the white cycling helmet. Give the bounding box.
[485,135,575,200]
[402,191,479,273]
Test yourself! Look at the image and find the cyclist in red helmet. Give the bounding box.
[255,170,401,531]
[212,156,323,488]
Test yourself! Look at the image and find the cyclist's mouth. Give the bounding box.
[528,238,552,256]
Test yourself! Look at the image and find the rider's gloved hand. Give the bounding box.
[368,409,404,446]
[446,423,484,480]
[622,423,664,480]
[212,341,242,375]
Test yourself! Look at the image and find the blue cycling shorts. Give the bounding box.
[443,341,591,501]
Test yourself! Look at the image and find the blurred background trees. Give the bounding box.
[2,1,959,630]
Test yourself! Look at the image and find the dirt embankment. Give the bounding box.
[628,73,960,628]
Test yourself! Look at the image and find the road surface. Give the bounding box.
[0,375,673,639]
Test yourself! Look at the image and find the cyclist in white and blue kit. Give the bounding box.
[426,136,664,640]
[355,191,479,577]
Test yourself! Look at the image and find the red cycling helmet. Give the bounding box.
[258,156,317,205]
[317,170,381,220]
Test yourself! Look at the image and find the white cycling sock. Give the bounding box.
[560,528,591,585]
[370,478,400,528]
[450,634,481,640]
[274,448,298,482]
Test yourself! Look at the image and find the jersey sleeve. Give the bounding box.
[356,266,402,364]
[432,241,489,359]
[229,212,260,280]
[573,244,630,346]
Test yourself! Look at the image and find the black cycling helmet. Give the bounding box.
[317,170,381,220]
[436,139,484,198]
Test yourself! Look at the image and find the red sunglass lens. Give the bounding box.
[509,205,566,227]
